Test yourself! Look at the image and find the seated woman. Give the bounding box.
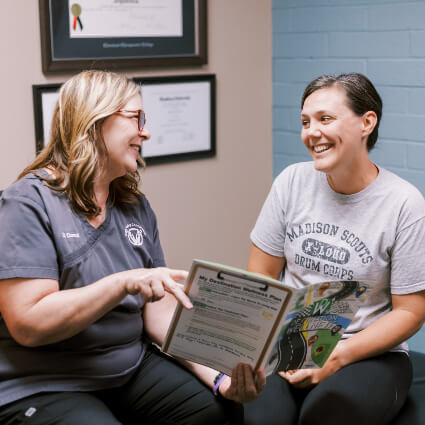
[0,70,265,425]
[244,73,425,425]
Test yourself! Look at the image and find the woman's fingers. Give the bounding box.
[167,269,189,282]
[230,364,239,394]
[139,283,153,302]
[163,277,193,309]
[160,268,190,308]
[255,368,266,392]
[278,369,297,381]
[150,279,165,302]
[281,369,313,388]
[123,267,191,308]
[241,364,258,398]
[235,364,245,396]
[224,364,263,403]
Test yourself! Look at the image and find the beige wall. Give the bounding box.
[0,1,272,270]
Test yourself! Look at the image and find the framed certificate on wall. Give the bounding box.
[39,0,207,73]
[135,74,215,165]
[32,74,215,165]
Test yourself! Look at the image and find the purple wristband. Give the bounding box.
[213,373,227,396]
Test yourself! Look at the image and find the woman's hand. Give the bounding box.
[279,343,345,388]
[219,364,266,403]
[279,368,324,389]
[122,267,192,309]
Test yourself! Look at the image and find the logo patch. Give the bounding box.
[125,223,146,246]
[302,238,350,264]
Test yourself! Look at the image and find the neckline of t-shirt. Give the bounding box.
[319,164,384,203]
[82,201,113,234]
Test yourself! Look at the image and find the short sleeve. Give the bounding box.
[391,216,425,294]
[143,198,166,268]
[0,195,59,280]
[250,178,287,257]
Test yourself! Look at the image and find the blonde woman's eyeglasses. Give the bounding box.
[118,109,146,131]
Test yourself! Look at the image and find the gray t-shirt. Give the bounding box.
[0,173,165,406]
[251,162,425,351]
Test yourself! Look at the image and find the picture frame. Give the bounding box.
[32,83,61,155]
[32,74,216,165]
[135,74,216,165]
[39,0,207,74]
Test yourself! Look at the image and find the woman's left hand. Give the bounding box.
[219,363,266,403]
[279,343,345,389]
[279,368,326,388]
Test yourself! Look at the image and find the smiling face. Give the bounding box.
[100,93,150,180]
[301,85,368,177]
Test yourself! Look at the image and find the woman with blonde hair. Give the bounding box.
[0,70,264,424]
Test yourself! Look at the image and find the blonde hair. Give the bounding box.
[20,70,144,217]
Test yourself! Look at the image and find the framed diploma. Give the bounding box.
[32,74,216,164]
[39,0,207,73]
[135,74,215,164]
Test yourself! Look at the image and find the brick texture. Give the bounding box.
[272,0,425,192]
[272,0,425,350]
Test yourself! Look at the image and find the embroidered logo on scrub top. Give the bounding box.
[125,223,146,246]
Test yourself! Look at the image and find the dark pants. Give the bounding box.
[244,352,412,425]
[0,345,242,425]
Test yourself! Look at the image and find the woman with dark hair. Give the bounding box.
[0,70,264,424]
[244,73,425,425]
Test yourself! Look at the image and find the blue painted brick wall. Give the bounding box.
[272,0,425,352]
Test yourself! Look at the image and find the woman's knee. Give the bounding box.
[299,388,360,425]
[298,385,396,425]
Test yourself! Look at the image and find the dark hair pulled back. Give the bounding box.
[301,73,382,151]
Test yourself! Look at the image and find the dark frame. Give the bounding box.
[32,74,216,165]
[32,83,61,155]
[39,0,207,74]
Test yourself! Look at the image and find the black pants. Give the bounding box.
[0,345,242,425]
[244,352,412,425]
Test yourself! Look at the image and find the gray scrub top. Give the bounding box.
[0,173,166,406]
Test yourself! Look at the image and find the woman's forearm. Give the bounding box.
[332,292,425,370]
[3,273,129,347]
[2,268,189,347]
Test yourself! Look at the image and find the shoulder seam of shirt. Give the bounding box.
[397,213,425,236]
[5,194,45,211]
